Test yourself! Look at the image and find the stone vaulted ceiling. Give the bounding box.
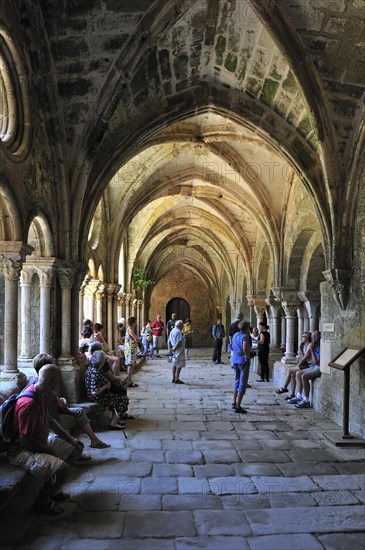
[36,0,365,294]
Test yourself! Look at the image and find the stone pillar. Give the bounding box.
[137,299,143,332]
[280,311,286,349]
[305,301,320,333]
[58,268,75,358]
[125,293,132,319]
[116,292,124,321]
[84,280,100,321]
[38,266,54,354]
[79,275,92,330]
[95,284,105,324]
[297,308,304,354]
[106,284,120,347]
[2,257,22,371]
[281,303,299,364]
[254,305,266,327]
[19,268,32,359]
[269,305,280,348]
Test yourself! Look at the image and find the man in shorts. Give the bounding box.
[8,364,83,515]
[151,314,164,358]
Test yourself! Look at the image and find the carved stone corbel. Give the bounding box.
[322,269,350,310]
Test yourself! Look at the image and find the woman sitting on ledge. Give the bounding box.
[276,332,312,399]
[85,350,129,430]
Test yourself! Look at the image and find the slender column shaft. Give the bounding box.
[20,280,32,358]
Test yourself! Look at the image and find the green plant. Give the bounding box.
[133,267,154,290]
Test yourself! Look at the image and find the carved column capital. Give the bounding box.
[57,268,75,289]
[38,265,54,287]
[20,266,32,285]
[0,255,22,280]
[95,284,106,301]
[323,268,350,310]
[106,284,121,297]
[282,303,300,318]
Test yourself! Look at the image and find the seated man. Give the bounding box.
[288,331,321,408]
[8,364,83,515]
[31,353,110,450]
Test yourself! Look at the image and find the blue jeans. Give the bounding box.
[232,362,250,393]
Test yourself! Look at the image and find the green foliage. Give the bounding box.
[133,268,154,290]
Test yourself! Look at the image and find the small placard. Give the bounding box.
[323,323,335,332]
[328,346,365,371]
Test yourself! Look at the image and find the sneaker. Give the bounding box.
[246,383,252,389]
[285,394,295,400]
[295,400,311,408]
[288,397,301,404]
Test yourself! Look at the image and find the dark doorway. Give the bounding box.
[166,297,190,323]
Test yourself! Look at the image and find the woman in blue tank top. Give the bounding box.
[231,320,251,413]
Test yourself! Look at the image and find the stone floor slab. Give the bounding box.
[193,464,236,478]
[141,477,177,494]
[238,450,290,463]
[153,464,193,477]
[221,493,270,510]
[202,449,240,463]
[166,450,204,464]
[276,462,340,477]
[312,489,360,506]
[311,474,364,491]
[247,533,323,549]
[209,477,256,496]
[178,477,210,494]
[245,505,365,535]
[234,463,282,476]
[268,492,317,508]
[251,475,318,494]
[317,533,365,549]
[194,510,251,536]
[176,536,249,549]
[163,494,222,510]
[123,511,196,537]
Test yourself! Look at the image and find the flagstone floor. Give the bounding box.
[13,350,365,549]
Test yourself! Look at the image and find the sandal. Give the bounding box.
[35,501,64,515]
[276,388,288,394]
[285,394,295,400]
[235,406,247,414]
[120,413,135,420]
[128,382,139,387]
[231,403,236,409]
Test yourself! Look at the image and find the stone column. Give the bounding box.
[281,303,299,364]
[38,266,54,354]
[280,312,286,349]
[106,284,120,347]
[19,267,32,359]
[58,268,75,358]
[79,275,92,330]
[305,301,320,333]
[254,305,266,327]
[137,299,144,333]
[2,257,22,371]
[297,305,305,349]
[269,305,280,348]
[84,279,100,321]
[116,293,125,321]
[125,293,132,319]
[95,284,105,324]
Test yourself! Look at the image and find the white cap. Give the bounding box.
[118,318,125,324]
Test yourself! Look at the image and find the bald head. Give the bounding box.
[37,364,60,392]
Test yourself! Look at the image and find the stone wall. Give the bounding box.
[148,265,215,348]
[316,169,365,438]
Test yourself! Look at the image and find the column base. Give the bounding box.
[0,370,28,399]
[17,357,34,368]
[56,356,84,404]
[281,355,297,365]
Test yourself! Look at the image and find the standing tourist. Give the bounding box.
[151,314,165,359]
[212,317,225,364]
[256,322,271,382]
[231,321,251,413]
[169,320,186,384]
